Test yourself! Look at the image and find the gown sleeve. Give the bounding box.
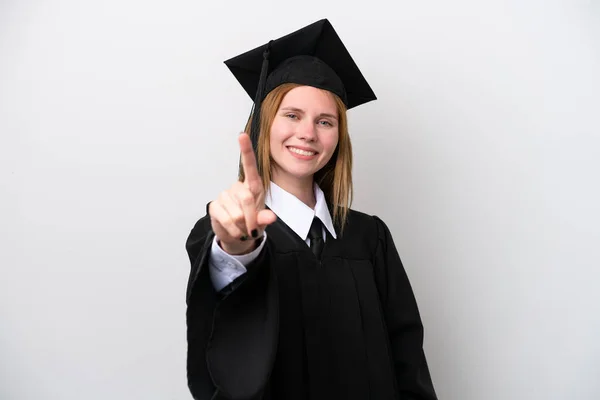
[372,215,439,400]
[184,205,279,400]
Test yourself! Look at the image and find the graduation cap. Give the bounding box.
[224,18,377,154]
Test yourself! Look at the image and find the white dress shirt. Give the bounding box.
[208,181,337,291]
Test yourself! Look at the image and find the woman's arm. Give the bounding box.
[185,213,278,400]
[372,215,439,400]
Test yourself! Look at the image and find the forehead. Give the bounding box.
[279,86,337,112]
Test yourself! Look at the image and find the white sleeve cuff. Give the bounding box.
[208,232,268,292]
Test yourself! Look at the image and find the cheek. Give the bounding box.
[322,131,340,154]
[269,120,289,146]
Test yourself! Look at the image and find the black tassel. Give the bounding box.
[249,40,273,153]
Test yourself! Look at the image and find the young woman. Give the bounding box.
[185,19,438,400]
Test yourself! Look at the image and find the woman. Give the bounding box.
[185,19,438,400]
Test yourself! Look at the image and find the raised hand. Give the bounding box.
[208,132,277,255]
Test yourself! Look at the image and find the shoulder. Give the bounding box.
[346,207,390,233]
[342,207,394,253]
[185,202,214,261]
[188,203,213,239]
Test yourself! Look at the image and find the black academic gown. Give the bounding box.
[185,204,438,400]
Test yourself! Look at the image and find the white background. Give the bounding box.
[1,1,599,399]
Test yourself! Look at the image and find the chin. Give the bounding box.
[288,170,316,180]
[272,156,325,181]
[276,166,317,182]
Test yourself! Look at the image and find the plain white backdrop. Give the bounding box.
[1,1,599,399]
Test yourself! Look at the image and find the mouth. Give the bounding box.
[287,146,318,157]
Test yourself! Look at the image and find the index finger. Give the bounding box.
[238,132,261,192]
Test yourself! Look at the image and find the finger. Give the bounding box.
[248,210,278,240]
[209,200,246,241]
[238,132,262,195]
[232,182,258,239]
[219,191,249,238]
[256,209,277,228]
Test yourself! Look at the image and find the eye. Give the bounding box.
[285,113,298,120]
[318,120,333,127]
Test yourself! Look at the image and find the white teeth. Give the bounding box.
[289,147,316,156]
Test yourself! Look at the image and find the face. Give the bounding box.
[269,85,340,187]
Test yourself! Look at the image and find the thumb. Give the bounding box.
[256,209,277,227]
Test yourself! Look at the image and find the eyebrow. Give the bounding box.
[281,106,338,120]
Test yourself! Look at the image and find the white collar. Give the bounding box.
[265,181,337,241]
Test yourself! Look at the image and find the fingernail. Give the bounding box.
[251,229,258,238]
[240,235,248,241]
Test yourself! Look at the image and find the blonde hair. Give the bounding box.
[239,83,353,233]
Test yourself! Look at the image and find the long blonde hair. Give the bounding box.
[239,83,353,233]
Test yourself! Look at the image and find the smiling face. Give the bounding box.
[268,85,340,188]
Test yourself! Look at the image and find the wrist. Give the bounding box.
[219,238,258,256]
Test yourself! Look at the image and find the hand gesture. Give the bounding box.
[208,133,277,255]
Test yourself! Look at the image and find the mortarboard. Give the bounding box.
[223,18,377,154]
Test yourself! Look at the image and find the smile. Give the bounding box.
[288,146,317,156]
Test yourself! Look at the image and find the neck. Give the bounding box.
[272,171,316,209]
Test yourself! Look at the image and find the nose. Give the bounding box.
[296,119,318,142]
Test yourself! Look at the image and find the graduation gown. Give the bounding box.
[185,205,438,400]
